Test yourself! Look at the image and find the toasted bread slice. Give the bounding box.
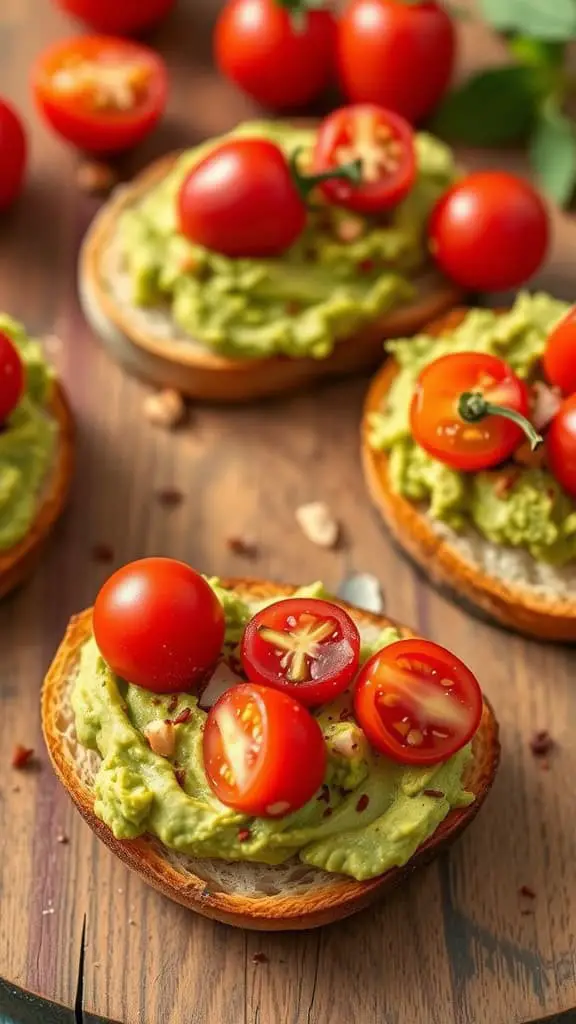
[362,308,576,642]
[42,577,499,930]
[0,383,74,599]
[79,150,463,403]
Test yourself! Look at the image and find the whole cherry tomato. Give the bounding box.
[542,307,576,396]
[429,171,550,292]
[0,332,25,423]
[241,598,361,706]
[215,0,336,111]
[410,352,541,472]
[32,35,168,154]
[203,682,327,816]
[337,0,456,124]
[354,638,483,766]
[93,559,226,693]
[0,99,27,211]
[546,394,576,499]
[313,104,415,214]
[54,0,175,35]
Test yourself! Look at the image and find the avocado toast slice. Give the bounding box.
[42,577,499,931]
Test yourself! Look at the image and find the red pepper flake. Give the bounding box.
[356,794,369,813]
[530,730,554,758]
[226,535,258,558]
[521,909,535,916]
[238,829,251,842]
[167,695,179,715]
[423,789,444,799]
[11,745,35,770]
[252,952,269,964]
[173,707,192,725]
[317,784,330,804]
[91,543,114,564]
[174,768,186,789]
[519,885,536,899]
[323,807,333,818]
[156,487,184,508]
[339,708,353,722]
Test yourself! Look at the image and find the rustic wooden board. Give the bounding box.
[1,2,576,1023]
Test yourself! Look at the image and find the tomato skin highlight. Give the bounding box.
[178,138,307,258]
[241,598,361,707]
[0,332,25,423]
[313,104,416,214]
[429,171,549,292]
[547,394,576,499]
[543,308,576,396]
[0,99,27,210]
[203,683,327,817]
[337,0,456,124]
[215,0,336,110]
[353,638,483,767]
[54,0,175,35]
[32,36,168,154]
[93,559,226,693]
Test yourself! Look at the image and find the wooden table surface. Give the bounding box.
[1,3,576,1023]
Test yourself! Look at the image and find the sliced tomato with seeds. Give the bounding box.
[354,638,483,766]
[313,103,416,214]
[32,35,168,153]
[203,683,326,817]
[241,598,361,707]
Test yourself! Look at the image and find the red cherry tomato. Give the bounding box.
[241,598,361,707]
[337,0,456,124]
[0,100,27,211]
[54,0,174,35]
[0,332,25,423]
[354,638,482,766]
[93,559,226,693]
[32,36,168,154]
[203,682,327,816]
[178,138,308,258]
[410,352,534,472]
[215,0,336,111]
[313,104,416,214]
[429,171,549,292]
[547,394,576,499]
[543,307,576,396]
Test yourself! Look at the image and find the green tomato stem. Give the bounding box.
[458,392,543,451]
[290,149,364,203]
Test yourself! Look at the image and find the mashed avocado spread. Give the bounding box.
[369,292,576,565]
[0,316,56,551]
[72,581,474,882]
[117,122,456,360]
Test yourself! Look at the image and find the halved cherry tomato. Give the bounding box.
[32,36,168,154]
[54,0,175,36]
[543,307,576,396]
[203,682,326,816]
[353,638,482,766]
[0,100,27,211]
[410,352,538,472]
[313,104,416,213]
[241,598,361,706]
[546,394,576,499]
[93,559,225,693]
[0,332,24,423]
[429,171,549,292]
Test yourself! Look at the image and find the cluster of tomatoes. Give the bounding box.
[409,307,576,498]
[92,558,483,819]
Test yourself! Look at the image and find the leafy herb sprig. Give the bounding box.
[432,0,576,207]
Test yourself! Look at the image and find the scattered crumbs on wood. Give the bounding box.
[91,543,115,564]
[251,953,269,965]
[128,919,137,927]
[12,786,20,794]
[56,833,69,845]
[521,909,535,916]
[11,745,35,770]
[226,535,258,558]
[76,160,118,195]
[156,487,184,508]
[519,885,536,899]
[143,388,185,429]
[42,907,55,916]
[93,963,101,969]
[117,888,124,895]
[530,730,554,759]
[295,501,339,549]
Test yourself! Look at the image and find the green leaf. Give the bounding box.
[432,66,540,146]
[529,102,576,206]
[479,0,576,42]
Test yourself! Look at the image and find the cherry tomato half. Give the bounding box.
[429,171,549,292]
[547,393,576,499]
[203,682,327,817]
[216,0,336,111]
[54,0,175,36]
[32,35,168,154]
[410,352,533,472]
[241,598,361,706]
[0,100,27,211]
[354,638,483,766]
[543,307,576,396]
[337,0,456,125]
[313,104,416,214]
[178,138,308,258]
[93,559,225,693]
[0,332,25,423]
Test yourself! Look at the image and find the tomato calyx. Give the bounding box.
[257,617,335,683]
[457,390,543,454]
[289,148,363,202]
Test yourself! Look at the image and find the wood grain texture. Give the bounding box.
[0,2,575,1023]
